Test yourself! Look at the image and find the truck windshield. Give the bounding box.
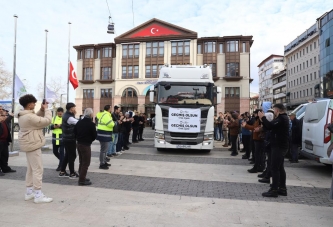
[158,84,213,105]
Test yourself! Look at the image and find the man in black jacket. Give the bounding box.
[258,103,289,197]
[0,107,16,176]
[132,111,139,143]
[59,103,79,179]
[289,113,302,163]
[74,108,97,186]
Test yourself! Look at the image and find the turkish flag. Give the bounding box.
[69,61,78,90]
[130,23,181,38]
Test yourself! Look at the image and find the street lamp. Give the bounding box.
[60,93,67,107]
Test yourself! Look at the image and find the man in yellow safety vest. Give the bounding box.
[50,107,64,171]
[96,105,114,170]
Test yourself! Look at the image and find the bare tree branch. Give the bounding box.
[37,77,66,107]
[0,59,13,100]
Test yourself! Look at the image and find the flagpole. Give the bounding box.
[43,29,48,136]
[67,22,71,103]
[10,14,18,153]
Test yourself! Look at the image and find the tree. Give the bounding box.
[0,59,12,100]
[37,77,66,108]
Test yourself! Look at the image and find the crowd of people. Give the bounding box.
[0,94,332,203]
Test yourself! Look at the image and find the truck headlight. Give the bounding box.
[203,133,214,141]
[155,132,165,140]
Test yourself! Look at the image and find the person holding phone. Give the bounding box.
[50,107,64,171]
[18,94,53,203]
[0,106,16,176]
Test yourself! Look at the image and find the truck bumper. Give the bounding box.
[300,149,332,165]
[154,139,213,150]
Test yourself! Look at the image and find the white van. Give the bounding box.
[301,99,332,165]
[290,103,308,120]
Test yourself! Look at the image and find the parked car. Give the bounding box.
[301,99,332,165]
[152,117,155,130]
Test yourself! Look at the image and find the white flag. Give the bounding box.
[46,86,57,103]
[14,74,27,101]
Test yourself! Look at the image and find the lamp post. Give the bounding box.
[67,22,71,103]
[60,93,67,107]
[10,14,18,154]
[43,29,48,136]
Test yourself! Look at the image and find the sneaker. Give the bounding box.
[262,188,278,198]
[78,181,92,186]
[278,188,288,196]
[69,172,79,179]
[242,155,249,160]
[247,167,258,173]
[99,164,109,170]
[258,178,270,184]
[59,171,69,178]
[257,172,266,178]
[25,193,35,201]
[116,152,122,155]
[105,157,110,161]
[34,194,53,204]
[231,152,238,156]
[124,146,129,150]
[107,154,112,157]
[106,163,111,166]
[112,153,119,156]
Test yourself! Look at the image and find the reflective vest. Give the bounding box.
[96,111,114,142]
[96,112,103,121]
[52,115,62,145]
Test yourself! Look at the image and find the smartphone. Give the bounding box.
[42,99,46,104]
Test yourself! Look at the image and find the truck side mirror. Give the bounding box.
[149,85,155,103]
[217,87,222,104]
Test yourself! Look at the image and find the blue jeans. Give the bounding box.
[107,133,118,155]
[214,127,219,140]
[116,133,124,152]
[218,127,223,141]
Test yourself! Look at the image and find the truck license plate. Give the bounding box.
[176,145,191,149]
[305,143,313,150]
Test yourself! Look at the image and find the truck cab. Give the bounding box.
[150,65,221,152]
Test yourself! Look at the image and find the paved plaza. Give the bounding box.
[1,129,333,227]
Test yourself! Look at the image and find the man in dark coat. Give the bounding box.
[0,107,16,176]
[289,113,302,163]
[74,108,97,186]
[258,103,290,198]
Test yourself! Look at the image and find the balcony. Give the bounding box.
[273,93,286,100]
[272,81,286,90]
[79,79,95,84]
[223,75,243,81]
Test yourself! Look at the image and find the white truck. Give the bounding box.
[149,65,221,152]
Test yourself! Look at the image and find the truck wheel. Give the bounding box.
[157,148,164,152]
[14,124,20,132]
[203,149,211,153]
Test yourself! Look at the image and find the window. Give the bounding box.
[297,78,298,85]
[219,43,224,53]
[300,64,301,70]
[226,63,239,77]
[226,41,239,52]
[303,62,305,69]
[297,53,298,58]
[134,66,139,78]
[122,65,139,79]
[310,59,312,66]
[83,89,94,99]
[297,66,298,72]
[101,67,111,80]
[306,60,308,67]
[310,44,312,51]
[85,49,93,58]
[100,89,112,98]
[300,51,302,57]
[122,88,137,98]
[171,41,190,56]
[310,73,312,80]
[314,72,316,79]
[314,57,316,64]
[197,44,202,54]
[303,49,305,55]
[306,89,308,96]
[146,42,164,57]
[306,47,308,53]
[310,88,313,96]
[83,68,93,80]
[314,41,316,49]
[225,87,240,98]
[146,64,163,78]
[96,50,100,59]
[303,76,305,83]
[122,66,127,79]
[78,51,82,59]
[103,47,112,58]
[204,41,216,53]
[242,42,246,52]
[208,63,216,77]
[122,44,139,58]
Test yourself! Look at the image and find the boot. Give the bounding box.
[278,187,287,196]
[247,167,257,173]
[223,144,229,147]
[262,188,278,198]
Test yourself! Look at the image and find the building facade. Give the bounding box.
[318,9,333,98]
[257,55,284,105]
[249,92,259,114]
[284,23,320,109]
[272,69,287,105]
[73,18,254,117]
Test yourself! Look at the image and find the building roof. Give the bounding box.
[257,54,284,67]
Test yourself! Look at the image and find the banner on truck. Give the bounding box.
[168,108,201,133]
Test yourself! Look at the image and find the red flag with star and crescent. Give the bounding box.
[69,61,78,90]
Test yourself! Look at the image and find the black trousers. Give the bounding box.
[52,144,65,168]
[265,144,272,178]
[242,135,251,157]
[138,126,144,140]
[132,126,139,142]
[254,140,265,170]
[77,143,91,182]
[0,142,11,172]
[271,147,287,190]
[250,134,255,161]
[230,135,238,154]
[61,141,77,174]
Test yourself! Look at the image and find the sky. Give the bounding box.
[0,0,331,102]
